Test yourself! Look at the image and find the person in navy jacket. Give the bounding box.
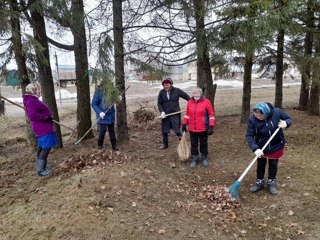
[182,87,215,168]
[91,85,118,151]
[246,102,292,195]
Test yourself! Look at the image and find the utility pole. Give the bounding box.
[55,52,62,107]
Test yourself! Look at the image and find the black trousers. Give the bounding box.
[36,147,51,161]
[162,132,182,143]
[189,131,208,156]
[256,157,279,179]
[98,123,116,142]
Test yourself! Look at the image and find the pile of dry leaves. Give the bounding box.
[133,108,156,124]
[56,149,131,174]
[197,185,241,212]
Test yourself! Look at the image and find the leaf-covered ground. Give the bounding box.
[1,107,319,240]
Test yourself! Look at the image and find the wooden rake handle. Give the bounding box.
[0,95,75,132]
[155,110,185,119]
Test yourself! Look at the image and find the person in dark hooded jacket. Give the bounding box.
[157,78,190,149]
[246,102,292,195]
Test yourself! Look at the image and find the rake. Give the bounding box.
[228,127,280,200]
[154,110,186,119]
[0,95,77,136]
[74,85,130,145]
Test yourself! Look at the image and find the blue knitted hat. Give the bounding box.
[253,102,270,118]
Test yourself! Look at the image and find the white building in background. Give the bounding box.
[253,62,301,80]
[169,65,184,81]
[124,61,137,82]
[123,58,303,84]
[181,61,216,81]
[186,61,197,81]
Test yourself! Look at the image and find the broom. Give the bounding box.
[177,131,190,161]
[228,127,280,200]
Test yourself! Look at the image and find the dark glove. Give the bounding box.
[182,124,188,132]
[207,126,214,136]
[45,117,53,123]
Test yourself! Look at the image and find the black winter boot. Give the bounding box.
[267,179,278,195]
[97,140,103,150]
[249,179,265,193]
[111,139,119,151]
[160,141,168,149]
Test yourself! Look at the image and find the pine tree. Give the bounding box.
[113,0,129,141]
[27,0,63,147]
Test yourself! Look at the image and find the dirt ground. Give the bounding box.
[1,82,320,239]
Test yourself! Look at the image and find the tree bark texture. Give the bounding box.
[113,0,129,141]
[193,0,216,107]
[275,29,284,108]
[71,0,93,140]
[241,52,253,123]
[241,20,254,123]
[308,85,319,115]
[0,99,5,116]
[299,2,314,111]
[29,0,63,147]
[308,19,320,116]
[9,0,37,149]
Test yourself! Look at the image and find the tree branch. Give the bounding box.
[47,37,74,51]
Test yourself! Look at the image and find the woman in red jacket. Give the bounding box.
[182,88,215,168]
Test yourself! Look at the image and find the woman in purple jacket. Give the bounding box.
[23,83,57,176]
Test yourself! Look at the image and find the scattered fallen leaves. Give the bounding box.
[158,229,166,234]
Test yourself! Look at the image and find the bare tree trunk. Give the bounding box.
[71,0,93,140]
[0,77,5,115]
[275,29,284,108]
[193,0,216,107]
[113,0,129,141]
[29,0,63,147]
[241,52,253,123]
[308,85,319,115]
[308,18,320,116]
[299,2,314,111]
[0,99,5,116]
[9,0,36,149]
